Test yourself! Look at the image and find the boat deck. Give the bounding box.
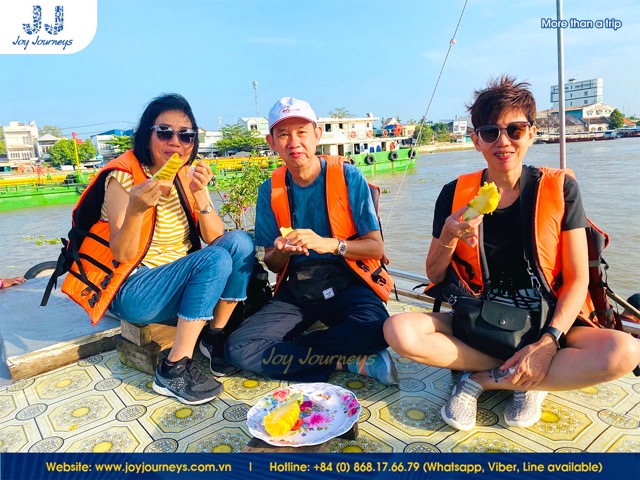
[1,291,639,454]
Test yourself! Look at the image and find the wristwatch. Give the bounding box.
[334,239,347,256]
[543,326,566,350]
[198,203,213,214]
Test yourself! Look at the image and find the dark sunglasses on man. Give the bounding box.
[150,125,197,145]
[475,122,530,144]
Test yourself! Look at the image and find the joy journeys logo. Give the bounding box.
[0,0,97,54]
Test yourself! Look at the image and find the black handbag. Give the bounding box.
[450,296,543,361]
[287,260,354,304]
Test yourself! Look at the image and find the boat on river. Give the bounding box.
[0,158,279,211]
[536,131,621,144]
[315,115,417,174]
[207,156,281,176]
[0,172,90,212]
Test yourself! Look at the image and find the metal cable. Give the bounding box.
[383,0,469,230]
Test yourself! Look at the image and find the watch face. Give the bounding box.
[338,240,347,256]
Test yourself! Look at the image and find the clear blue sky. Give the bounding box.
[1,0,638,138]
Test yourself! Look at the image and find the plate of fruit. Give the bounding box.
[246,383,361,446]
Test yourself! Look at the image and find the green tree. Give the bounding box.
[215,124,268,155]
[107,135,133,155]
[432,122,451,142]
[412,122,434,144]
[0,128,5,155]
[40,125,63,137]
[49,138,96,167]
[328,107,352,118]
[608,109,625,129]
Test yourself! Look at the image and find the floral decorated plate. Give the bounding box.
[246,382,361,447]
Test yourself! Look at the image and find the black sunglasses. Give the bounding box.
[475,122,530,144]
[150,125,197,145]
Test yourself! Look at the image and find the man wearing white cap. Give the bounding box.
[225,97,398,384]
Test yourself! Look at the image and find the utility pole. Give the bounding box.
[253,80,259,117]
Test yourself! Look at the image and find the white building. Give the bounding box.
[3,121,39,162]
[537,103,618,133]
[199,129,223,157]
[579,103,616,120]
[236,117,269,136]
[551,78,603,109]
[318,114,377,145]
[36,133,60,162]
[90,129,135,162]
[449,119,468,135]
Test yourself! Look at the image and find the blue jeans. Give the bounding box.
[108,230,254,324]
[225,281,389,382]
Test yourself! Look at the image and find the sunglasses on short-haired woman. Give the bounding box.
[475,122,530,144]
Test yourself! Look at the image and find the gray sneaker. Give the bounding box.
[152,357,223,405]
[345,349,399,385]
[441,373,483,431]
[504,390,547,428]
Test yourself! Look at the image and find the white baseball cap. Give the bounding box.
[268,97,317,130]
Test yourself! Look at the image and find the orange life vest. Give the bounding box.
[270,155,394,302]
[59,150,199,325]
[447,167,598,327]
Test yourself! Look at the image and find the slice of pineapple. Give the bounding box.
[152,153,184,181]
[463,182,501,221]
[279,226,293,238]
[263,392,303,437]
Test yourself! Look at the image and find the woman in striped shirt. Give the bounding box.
[103,94,254,404]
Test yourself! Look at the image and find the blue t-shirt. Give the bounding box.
[255,159,380,265]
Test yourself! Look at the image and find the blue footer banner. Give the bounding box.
[1,452,639,479]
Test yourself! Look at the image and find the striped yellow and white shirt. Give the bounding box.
[100,167,192,268]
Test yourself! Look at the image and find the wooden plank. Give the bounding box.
[242,423,358,453]
[115,323,176,375]
[119,321,153,346]
[6,328,119,380]
[148,323,176,351]
[116,336,162,375]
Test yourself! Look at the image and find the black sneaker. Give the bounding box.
[152,357,223,405]
[199,331,239,377]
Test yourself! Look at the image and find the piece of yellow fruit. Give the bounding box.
[152,153,183,181]
[279,226,293,237]
[463,182,501,221]
[263,392,303,437]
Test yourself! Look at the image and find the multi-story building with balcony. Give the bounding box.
[3,121,39,163]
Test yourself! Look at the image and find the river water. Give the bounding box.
[1,138,638,299]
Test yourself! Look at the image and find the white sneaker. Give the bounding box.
[504,390,547,428]
[441,373,484,431]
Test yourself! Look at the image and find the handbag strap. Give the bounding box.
[519,166,557,327]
